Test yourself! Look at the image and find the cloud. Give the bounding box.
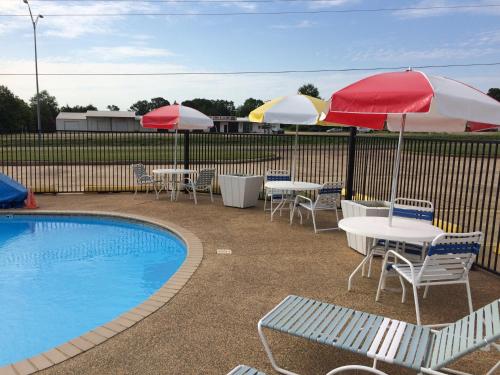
[308,0,362,10]
[0,1,159,38]
[351,46,498,63]
[394,0,500,18]
[86,46,176,61]
[270,20,316,30]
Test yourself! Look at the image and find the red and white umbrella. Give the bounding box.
[322,70,500,224]
[141,104,214,168]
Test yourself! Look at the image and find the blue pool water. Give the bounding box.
[0,215,186,365]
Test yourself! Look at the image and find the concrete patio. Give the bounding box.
[30,192,500,375]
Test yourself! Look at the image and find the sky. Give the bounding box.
[0,0,500,110]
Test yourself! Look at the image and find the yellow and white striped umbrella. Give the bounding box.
[249,94,328,125]
[249,95,331,180]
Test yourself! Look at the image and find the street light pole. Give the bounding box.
[23,0,43,140]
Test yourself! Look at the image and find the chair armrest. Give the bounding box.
[384,249,416,280]
[326,365,389,375]
[294,194,312,205]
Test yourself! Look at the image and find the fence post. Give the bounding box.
[346,127,357,200]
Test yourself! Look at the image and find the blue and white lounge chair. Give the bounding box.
[376,232,483,325]
[258,295,499,375]
[227,365,266,375]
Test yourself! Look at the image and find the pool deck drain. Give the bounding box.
[0,210,203,375]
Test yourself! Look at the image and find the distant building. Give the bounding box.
[56,112,280,133]
[210,116,281,133]
[56,111,154,132]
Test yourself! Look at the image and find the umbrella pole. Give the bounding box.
[292,124,298,181]
[388,114,407,226]
[174,129,178,169]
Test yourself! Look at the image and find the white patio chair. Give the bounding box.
[185,168,215,204]
[263,169,291,214]
[290,181,343,233]
[376,231,483,325]
[348,197,434,291]
[367,198,434,273]
[131,164,161,198]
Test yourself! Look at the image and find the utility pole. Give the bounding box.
[23,0,44,140]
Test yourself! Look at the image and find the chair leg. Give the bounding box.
[399,276,407,303]
[423,284,430,299]
[311,210,318,233]
[412,284,422,325]
[258,322,300,375]
[375,255,389,302]
[134,186,138,196]
[263,192,268,211]
[465,279,474,314]
[209,187,214,203]
[192,189,198,205]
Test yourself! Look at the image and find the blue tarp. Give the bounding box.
[0,173,28,209]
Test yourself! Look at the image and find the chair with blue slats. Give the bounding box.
[258,294,500,375]
[226,365,266,375]
[376,232,483,325]
[291,181,343,233]
[263,170,291,213]
[348,198,434,291]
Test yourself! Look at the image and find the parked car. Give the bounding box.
[272,128,284,134]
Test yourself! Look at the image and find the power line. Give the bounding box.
[2,3,500,16]
[2,62,499,76]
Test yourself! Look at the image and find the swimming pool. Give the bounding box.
[0,214,187,366]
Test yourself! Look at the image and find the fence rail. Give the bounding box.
[1,131,498,274]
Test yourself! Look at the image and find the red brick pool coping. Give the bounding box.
[0,210,203,375]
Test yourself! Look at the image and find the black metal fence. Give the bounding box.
[1,131,498,274]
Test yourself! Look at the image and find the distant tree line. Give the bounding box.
[1,83,498,133]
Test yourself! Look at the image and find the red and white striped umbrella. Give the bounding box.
[322,70,500,224]
[141,104,213,168]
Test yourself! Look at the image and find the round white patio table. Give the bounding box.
[264,181,321,222]
[339,216,444,291]
[152,168,196,201]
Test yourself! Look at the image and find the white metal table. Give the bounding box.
[264,181,321,221]
[153,168,196,201]
[339,216,444,290]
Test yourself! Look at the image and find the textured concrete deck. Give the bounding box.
[21,193,500,374]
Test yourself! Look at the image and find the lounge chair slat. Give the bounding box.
[459,314,469,353]
[324,308,356,345]
[268,297,310,330]
[484,303,493,339]
[437,325,451,365]
[394,324,415,364]
[376,320,401,359]
[490,300,500,340]
[413,328,431,370]
[351,314,379,352]
[338,312,371,349]
[261,295,299,327]
[405,325,425,368]
[295,301,331,338]
[386,321,407,362]
[303,304,336,340]
[367,318,391,358]
[359,316,385,354]
[227,365,266,375]
[315,306,345,343]
[336,311,365,347]
[280,299,317,333]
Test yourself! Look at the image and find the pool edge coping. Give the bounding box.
[0,210,203,375]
